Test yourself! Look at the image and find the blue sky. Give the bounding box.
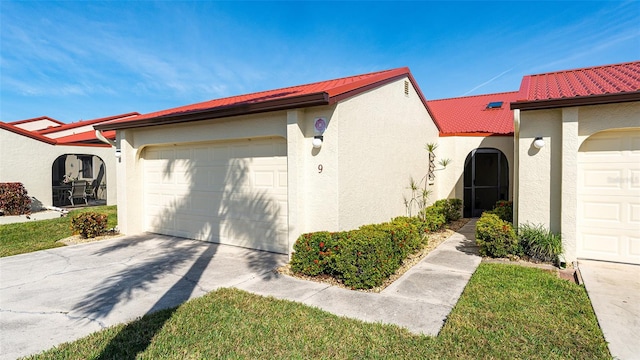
[1,1,638,123]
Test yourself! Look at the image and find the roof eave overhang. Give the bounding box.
[510,91,640,110]
[95,92,330,131]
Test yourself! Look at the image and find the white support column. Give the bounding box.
[561,107,579,262]
[116,130,143,236]
[286,110,305,257]
[513,109,520,226]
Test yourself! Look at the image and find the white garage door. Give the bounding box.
[143,138,288,254]
[577,129,640,264]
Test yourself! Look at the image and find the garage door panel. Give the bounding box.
[578,130,640,264]
[581,200,621,223]
[143,138,288,254]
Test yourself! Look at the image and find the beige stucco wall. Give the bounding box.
[516,101,640,262]
[333,78,439,230]
[437,135,514,201]
[0,130,117,208]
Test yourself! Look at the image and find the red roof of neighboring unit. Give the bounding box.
[512,61,640,110]
[96,67,428,130]
[427,91,520,136]
[38,112,139,134]
[0,121,58,144]
[9,116,65,127]
[56,130,115,146]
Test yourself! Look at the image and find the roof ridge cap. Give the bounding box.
[525,60,640,78]
[428,91,520,102]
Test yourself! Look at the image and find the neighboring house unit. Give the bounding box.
[95,67,439,254]
[511,61,640,265]
[9,116,65,132]
[0,112,138,209]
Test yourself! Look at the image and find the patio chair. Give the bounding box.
[68,180,88,206]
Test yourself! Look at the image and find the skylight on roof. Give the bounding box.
[486,101,503,109]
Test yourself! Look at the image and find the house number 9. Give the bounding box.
[318,164,323,173]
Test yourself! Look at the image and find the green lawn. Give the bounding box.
[25,263,611,359]
[0,205,117,257]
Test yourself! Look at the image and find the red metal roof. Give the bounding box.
[38,112,139,134]
[0,121,58,144]
[517,61,640,101]
[96,67,427,130]
[55,130,115,146]
[427,92,520,136]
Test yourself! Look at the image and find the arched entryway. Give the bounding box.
[463,148,509,218]
[52,154,107,207]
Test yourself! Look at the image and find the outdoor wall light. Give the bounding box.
[312,135,323,149]
[115,149,122,158]
[533,137,545,149]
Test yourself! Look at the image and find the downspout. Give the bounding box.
[513,109,520,226]
[95,130,116,146]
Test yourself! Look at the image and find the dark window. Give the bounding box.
[486,101,503,109]
[80,156,93,178]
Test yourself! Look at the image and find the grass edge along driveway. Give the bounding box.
[0,205,117,258]
[25,263,611,359]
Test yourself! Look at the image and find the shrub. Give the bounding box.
[0,182,32,215]
[489,200,513,223]
[518,223,563,263]
[290,232,337,276]
[333,229,399,289]
[421,205,447,231]
[71,212,108,238]
[475,212,518,258]
[433,198,463,222]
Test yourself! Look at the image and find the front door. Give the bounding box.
[463,148,508,218]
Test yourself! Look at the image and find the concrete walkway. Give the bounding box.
[0,210,66,225]
[238,219,481,335]
[0,220,480,359]
[578,260,640,360]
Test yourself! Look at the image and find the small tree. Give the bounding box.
[404,143,450,219]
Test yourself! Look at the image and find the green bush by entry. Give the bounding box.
[71,212,108,238]
[488,200,513,223]
[475,212,518,258]
[433,198,463,222]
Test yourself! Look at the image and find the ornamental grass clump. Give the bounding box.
[518,223,563,263]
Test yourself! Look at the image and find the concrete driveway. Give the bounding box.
[578,260,640,360]
[0,234,287,360]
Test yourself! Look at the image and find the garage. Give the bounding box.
[577,129,640,264]
[142,137,289,254]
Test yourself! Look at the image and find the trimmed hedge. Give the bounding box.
[0,182,32,215]
[290,198,462,289]
[475,212,518,258]
[290,232,337,276]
